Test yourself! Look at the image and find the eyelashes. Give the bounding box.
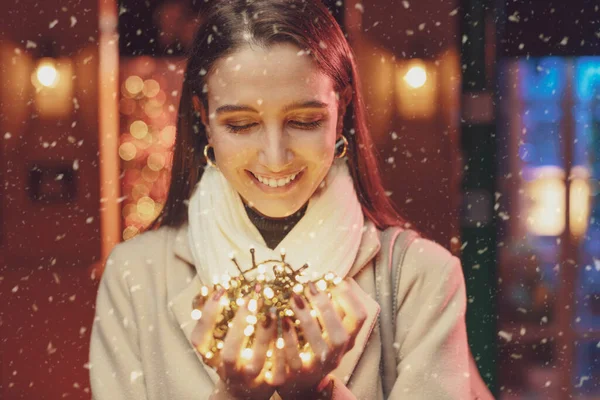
[225,120,323,134]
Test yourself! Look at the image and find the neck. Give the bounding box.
[243,202,308,249]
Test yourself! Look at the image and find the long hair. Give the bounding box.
[149,0,409,231]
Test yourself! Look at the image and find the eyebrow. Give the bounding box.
[215,100,329,116]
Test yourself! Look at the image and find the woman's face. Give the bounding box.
[195,42,351,218]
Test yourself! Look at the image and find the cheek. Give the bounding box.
[212,136,252,165]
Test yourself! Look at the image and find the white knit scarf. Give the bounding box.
[187,159,365,285]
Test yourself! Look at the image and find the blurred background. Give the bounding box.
[1,0,599,398]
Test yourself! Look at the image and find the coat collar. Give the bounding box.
[168,220,381,388]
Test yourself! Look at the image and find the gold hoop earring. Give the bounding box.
[203,144,217,168]
[335,135,348,159]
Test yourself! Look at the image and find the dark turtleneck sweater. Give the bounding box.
[244,203,308,249]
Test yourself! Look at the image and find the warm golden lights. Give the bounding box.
[191,248,343,375]
[523,166,592,238]
[35,61,59,88]
[395,59,437,119]
[404,64,427,88]
[120,70,177,239]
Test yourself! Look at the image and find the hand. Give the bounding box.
[277,280,367,399]
[191,289,285,400]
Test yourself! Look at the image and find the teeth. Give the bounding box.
[254,171,299,188]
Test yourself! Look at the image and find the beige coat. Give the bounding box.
[89,220,476,399]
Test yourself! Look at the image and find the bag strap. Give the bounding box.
[376,226,419,399]
[376,228,494,400]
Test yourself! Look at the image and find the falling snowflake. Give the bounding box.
[130,370,143,383]
[49,20,59,29]
[498,330,512,342]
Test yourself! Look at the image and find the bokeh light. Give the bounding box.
[125,75,144,95]
[143,79,161,97]
[123,225,140,241]
[36,60,59,88]
[137,196,157,221]
[147,152,166,171]
[404,65,427,88]
[118,142,137,161]
[141,166,160,182]
[130,120,149,139]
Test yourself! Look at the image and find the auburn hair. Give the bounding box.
[149,0,409,231]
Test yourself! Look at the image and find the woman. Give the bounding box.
[89,1,490,399]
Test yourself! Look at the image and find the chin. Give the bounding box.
[251,201,305,219]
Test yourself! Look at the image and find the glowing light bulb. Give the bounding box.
[276,337,285,349]
[191,309,202,320]
[201,286,209,296]
[216,341,224,349]
[266,349,273,358]
[205,351,214,359]
[316,280,327,291]
[265,370,273,381]
[220,296,229,307]
[241,348,253,360]
[324,273,334,281]
[404,65,427,88]
[36,61,59,87]
[264,287,275,299]
[248,299,258,313]
[300,352,312,363]
[244,325,255,336]
[236,298,246,307]
[246,315,258,325]
[310,309,317,318]
[293,283,304,293]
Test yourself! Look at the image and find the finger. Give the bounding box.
[269,336,286,386]
[290,292,328,364]
[245,311,276,379]
[221,296,255,376]
[331,280,367,347]
[281,317,303,375]
[305,281,348,354]
[191,287,226,353]
[191,285,211,310]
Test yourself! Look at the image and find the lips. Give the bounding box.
[247,168,305,189]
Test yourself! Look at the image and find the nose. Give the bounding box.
[258,130,293,172]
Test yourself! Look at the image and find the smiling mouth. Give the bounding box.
[247,169,305,189]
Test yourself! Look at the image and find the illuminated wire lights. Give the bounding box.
[191,247,342,375]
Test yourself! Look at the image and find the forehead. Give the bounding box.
[207,43,336,106]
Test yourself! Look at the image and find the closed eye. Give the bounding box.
[225,120,323,133]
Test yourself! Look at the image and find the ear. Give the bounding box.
[192,95,211,139]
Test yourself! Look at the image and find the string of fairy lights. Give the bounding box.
[191,247,342,379]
